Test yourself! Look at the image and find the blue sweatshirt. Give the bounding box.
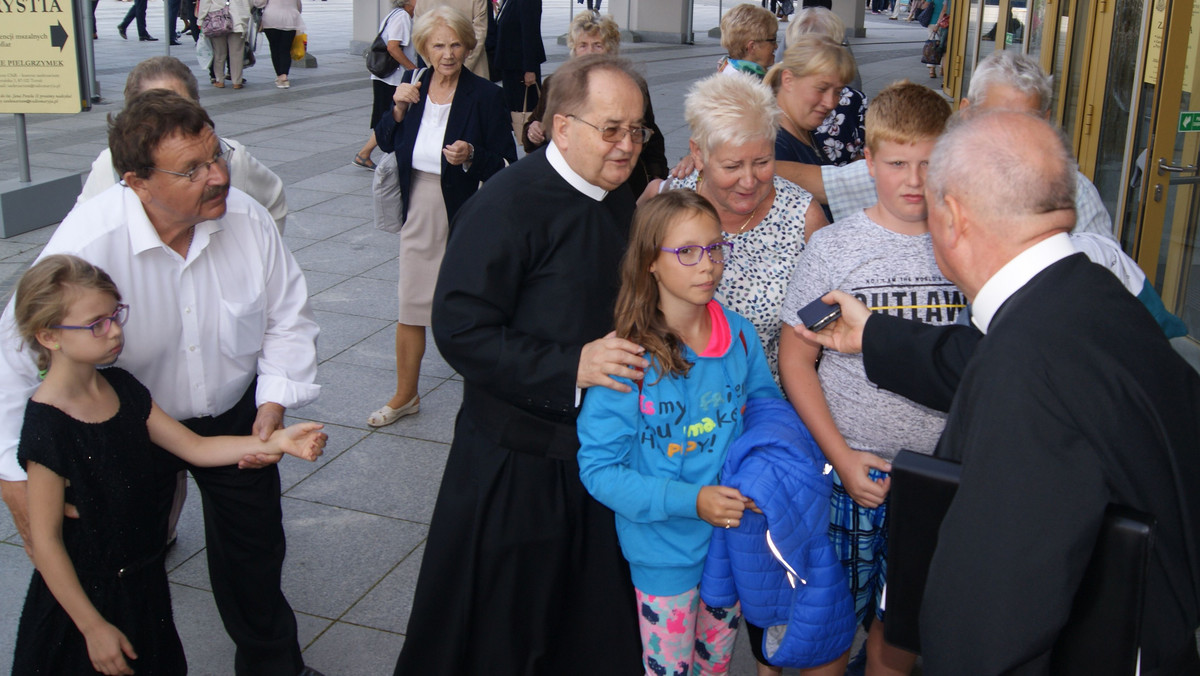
[578,301,782,596]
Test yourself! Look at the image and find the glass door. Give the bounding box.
[1135,0,1200,342]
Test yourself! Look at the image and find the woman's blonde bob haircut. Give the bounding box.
[685,72,780,159]
[413,7,477,64]
[566,12,621,55]
[764,34,856,93]
[720,3,778,60]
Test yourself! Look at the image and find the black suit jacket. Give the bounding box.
[883,254,1200,675]
[487,0,544,75]
[374,67,517,224]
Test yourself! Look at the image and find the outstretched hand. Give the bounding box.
[793,290,872,355]
[271,422,327,462]
[697,485,748,528]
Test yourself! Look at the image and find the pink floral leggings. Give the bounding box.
[635,587,740,676]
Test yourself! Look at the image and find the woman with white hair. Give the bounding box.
[652,72,827,376]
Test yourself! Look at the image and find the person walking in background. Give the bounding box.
[355,0,418,170]
[118,0,157,41]
[198,0,253,88]
[487,0,544,142]
[261,0,305,88]
[366,7,516,428]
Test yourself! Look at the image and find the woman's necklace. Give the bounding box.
[697,172,768,234]
[428,85,456,105]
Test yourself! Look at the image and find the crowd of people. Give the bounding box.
[2,3,1199,676]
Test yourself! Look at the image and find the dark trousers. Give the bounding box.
[173,384,304,676]
[761,0,777,11]
[167,0,180,36]
[119,0,150,36]
[264,28,296,76]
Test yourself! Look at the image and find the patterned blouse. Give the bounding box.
[813,87,868,166]
[667,171,815,377]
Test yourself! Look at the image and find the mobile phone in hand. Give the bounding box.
[797,297,842,332]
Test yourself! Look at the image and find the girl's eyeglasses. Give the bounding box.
[659,242,733,266]
[52,304,130,338]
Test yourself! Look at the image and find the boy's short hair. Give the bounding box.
[864,81,952,151]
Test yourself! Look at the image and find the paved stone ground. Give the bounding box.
[0,3,938,673]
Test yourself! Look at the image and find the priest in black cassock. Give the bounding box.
[392,55,649,675]
[797,111,1200,675]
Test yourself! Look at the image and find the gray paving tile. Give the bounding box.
[331,323,458,381]
[299,620,404,675]
[284,186,341,211]
[308,276,399,319]
[277,421,369,493]
[282,233,320,253]
[0,543,33,672]
[284,210,369,240]
[343,542,424,634]
[285,433,448,523]
[312,308,392,362]
[360,258,400,282]
[298,269,349,296]
[296,358,447,430]
[292,238,397,276]
[301,193,376,220]
[329,222,402,249]
[170,583,236,675]
[291,171,374,195]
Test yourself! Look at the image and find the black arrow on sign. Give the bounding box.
[50,21,69,50]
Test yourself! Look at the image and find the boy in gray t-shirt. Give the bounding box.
[777,82,959,674]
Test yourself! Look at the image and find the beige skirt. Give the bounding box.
[397,170,448,326]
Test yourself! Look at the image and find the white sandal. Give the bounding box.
[367,396,419,427]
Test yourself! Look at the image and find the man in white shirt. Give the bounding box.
[0,91,321,676]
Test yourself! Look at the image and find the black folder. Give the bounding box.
[885,450,1155,676]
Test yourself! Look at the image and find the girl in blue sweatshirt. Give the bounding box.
[578,191,781,676]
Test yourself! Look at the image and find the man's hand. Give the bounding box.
[241,403,286,469]
[793,290,872,355]
[1,479,32,558]
[577,332,649,393]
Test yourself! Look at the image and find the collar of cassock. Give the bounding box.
[547,142,609,202]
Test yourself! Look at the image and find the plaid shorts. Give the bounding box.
[828,467,889,625]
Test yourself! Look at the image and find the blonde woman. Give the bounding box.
[718,3,779,78]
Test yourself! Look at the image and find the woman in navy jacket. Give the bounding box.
[369,6,516,428]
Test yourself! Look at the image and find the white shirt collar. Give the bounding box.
[971,232,1076,334]
[546,141,609,202]
[123,186,223,261]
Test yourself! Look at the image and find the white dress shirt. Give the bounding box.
[0,185,319,481]
[77,139,289,233]
[970,232,1077,334]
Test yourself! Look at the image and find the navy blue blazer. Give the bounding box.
[487,0,544,75]
[374,67,517,224]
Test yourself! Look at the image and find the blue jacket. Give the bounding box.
[699,397,855,668]
[578,302,781,596]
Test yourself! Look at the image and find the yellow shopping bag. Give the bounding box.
[291,33,307,61]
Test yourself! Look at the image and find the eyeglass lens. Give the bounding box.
[674,243,730,265]
[91,305,130,337]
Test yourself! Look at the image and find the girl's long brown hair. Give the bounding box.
[613,190,720,383]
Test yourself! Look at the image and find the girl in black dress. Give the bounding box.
[10,255,327,676]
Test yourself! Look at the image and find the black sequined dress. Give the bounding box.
[12,367,187,675]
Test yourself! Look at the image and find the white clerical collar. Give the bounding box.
[971,232,1076,334]
[546,141,609,202]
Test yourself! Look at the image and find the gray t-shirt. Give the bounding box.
[779,210,963,460]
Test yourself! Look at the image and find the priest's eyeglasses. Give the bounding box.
[660,242,734,266]
[52,304,130,338]
[566,115,654,144]
[149,140,234,183]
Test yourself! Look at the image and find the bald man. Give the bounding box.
[801,111,1200,675]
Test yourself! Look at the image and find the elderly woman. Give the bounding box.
[782,8,867,165]
[651,73,826,376]
[197,0,252,88]
[523,12,667,196]
[718,3,779,78]
[367,6,517,427]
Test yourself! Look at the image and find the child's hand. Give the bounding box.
[697,485,747,528]
[272,422,327,462]
[834,451,892,508]
[83,621,136,675]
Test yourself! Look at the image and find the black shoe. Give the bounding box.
[118,25,128,39]
[139,34,159,41]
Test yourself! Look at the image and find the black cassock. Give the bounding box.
[863,254,1200,675]
[393,148,643,675]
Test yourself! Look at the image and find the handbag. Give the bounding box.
[202,1,233,37]
[366,9,401,78]
[291,32,307,61]
[917,1,935,27]
[921,33,941,64]
[510,82,540,146]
